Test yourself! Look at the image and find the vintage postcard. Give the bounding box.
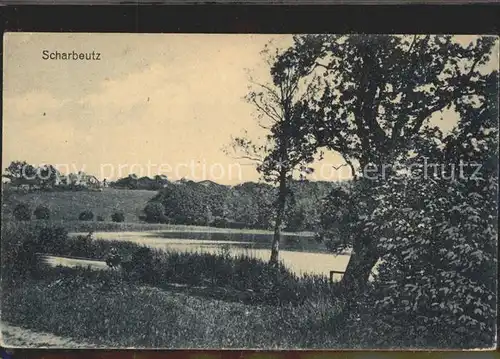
[1,32,498,349]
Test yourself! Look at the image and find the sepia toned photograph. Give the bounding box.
[1,32,498,349]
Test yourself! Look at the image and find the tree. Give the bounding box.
[78,210,94,221]
[282,34,497,292]
[143,202,166,223]
[153,181,227,225]
[38,164,60,189]
[229,43,318,264]
[111,211,125,223]
[3,161,38,190]
[369,84,498,347]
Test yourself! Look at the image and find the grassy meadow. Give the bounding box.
[1,188,359,348]
[1,216,371,349]
[1,188,157,222]
[3,270,348,349]
[1,187,482,349]
[1,188,313,235]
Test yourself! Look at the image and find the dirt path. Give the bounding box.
[1,322,104,348]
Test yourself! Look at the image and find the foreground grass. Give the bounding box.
[2,269,345,349]
[2,223,336,306]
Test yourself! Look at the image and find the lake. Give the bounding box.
[72,230,372,280]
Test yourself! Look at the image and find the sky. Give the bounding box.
[2,33,498,185]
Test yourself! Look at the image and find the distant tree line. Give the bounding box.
[109,174,169,190]
[143,179,346,232]
[2,161,103,191]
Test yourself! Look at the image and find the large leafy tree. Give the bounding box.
[282,34,497,291]
[367,76,498,347]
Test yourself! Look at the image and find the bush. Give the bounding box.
[210,216,229,228]
[37,226,69,254]
[34,205,51,220]
[78,210,94,221]
[111,211,125,223]
[1,223,40,283]
[143,202,166,223]
[13,203,31,221]
[97,215,105,222]
[123,247,155,282]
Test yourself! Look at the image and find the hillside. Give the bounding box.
[2,179,348,230]
[1,188,157,222]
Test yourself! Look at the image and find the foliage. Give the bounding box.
[3,161,38,189]
[97,215,106,222]
[111,174,169,190]
[34,205,51,220]
[369,83,498,347]
[151,180,337,231]
[125,246,155,282]
[37,226,70,254]
[277,34,498,289]
[153,181,228,225]
[227,42,323,263]
[111,211,125,223]
[143,201,167,223]
[1,222,43,284]
[2,224,335,306]
[78,210,94,221]
[13,203,32,221]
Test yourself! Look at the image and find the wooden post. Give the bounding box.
[329,270,345,283]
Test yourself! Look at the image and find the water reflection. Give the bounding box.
[146,231,329,253]
[76,231,354,277]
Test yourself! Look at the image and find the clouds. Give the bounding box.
[2,33,284,184]
[4,91,62,118]
[5,34,492,184]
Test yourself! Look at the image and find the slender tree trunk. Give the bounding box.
[270,171,288,265]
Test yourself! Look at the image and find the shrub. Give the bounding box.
[143,202,166,223]
[366,165,497,348]
[37,226,69,254]
[13,203,31,221]
[34,205,51,220]
[97,215,105,222]
[1,223,40,283]
[78,210,94,221]
[128,247,155,282]
[111,211,125,223]
[210,216,229,228]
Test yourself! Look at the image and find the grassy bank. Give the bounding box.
[2,223,335,305]
[1,218,313,237]
[1,188,156,222]
[1,268,346,349]
[1,221,464,349]
[2,188,314,236]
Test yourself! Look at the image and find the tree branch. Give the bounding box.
[251,98,282,124]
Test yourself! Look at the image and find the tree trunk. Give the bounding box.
[338,166,382,294]
[270,225,281,264]
[340,247,379,294]
[270,171,288,265]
